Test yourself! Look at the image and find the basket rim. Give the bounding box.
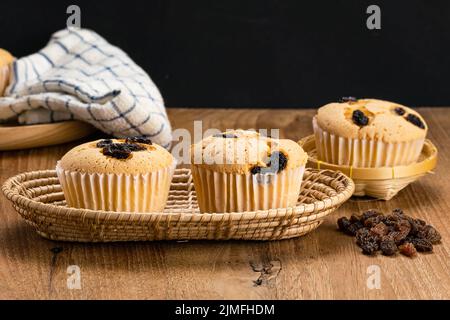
[2,168,355,222]
[298,135,438,180]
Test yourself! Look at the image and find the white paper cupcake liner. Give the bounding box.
[56,161,176,213]
[313,117,424,168]
[191,165,305,213]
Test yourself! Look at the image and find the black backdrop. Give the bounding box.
[2,0,450,108]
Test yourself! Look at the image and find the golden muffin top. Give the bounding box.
[190,129,308,174]
[58,138,175,175]
[315,98,428,142]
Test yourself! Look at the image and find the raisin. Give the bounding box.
[415,219,427,226]
[125,136,153,145]
[357,232,379,255]
[96,139,113,148]
[405,114,425,129]
[399,242,417,257]
[340,96,357,103]
[347,221,365,236]
[122,143,146,152]
[355,228,370,245]
[395,220,411,237]
[411,238,433,252]
[352,110,369,126]
[267,151,288,173]
[250,166,262,175]
[350,214,361,223]
[418,225,441,244]
[251,151,288,175]
[384,215,400,227]
[380,240,398,256]
[102,143,132,159]
[364,215,385,228]
[370,222,389,238]
[213,133,238,139]
[361,209,382,221]
[392,208,404,216]
[394,107,406,116]
[337,217,352,233]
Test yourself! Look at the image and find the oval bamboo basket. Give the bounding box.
[2,168,354,242]
[298,135,438,200]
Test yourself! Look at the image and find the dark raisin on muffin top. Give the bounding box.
[405,114,426,129]
[97,137,152,159]
[125,136,153,145]
[251,151,288,175]
[352,110,369,126]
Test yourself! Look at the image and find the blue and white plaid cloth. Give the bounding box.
[0,28,172,148]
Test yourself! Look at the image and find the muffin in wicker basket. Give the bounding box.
[313,98,428,168]
[56,137,176,212]
[190,130,308,213]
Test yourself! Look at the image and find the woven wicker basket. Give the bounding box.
[298,135,438,200]
[2,168,354,242]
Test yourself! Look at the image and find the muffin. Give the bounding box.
[190,130,308,213]
[0,49,14,96]
[56,137,176,212]
[313,98,428,167]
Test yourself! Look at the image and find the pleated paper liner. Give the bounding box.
[2,168,354,242]
[298,135,437,200]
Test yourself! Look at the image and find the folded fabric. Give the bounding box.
[0,28,172,148]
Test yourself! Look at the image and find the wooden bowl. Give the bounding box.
[0,121,97,151]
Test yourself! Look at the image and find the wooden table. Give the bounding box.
[0,107,449,300]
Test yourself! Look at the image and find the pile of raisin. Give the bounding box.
[337,209,441,257]
[251,151,288,175]
[97,136,150,160]
[352,110,369,126]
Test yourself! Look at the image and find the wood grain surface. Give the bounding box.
[0,107,449,300]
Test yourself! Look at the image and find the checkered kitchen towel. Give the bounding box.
[0,28,172,148]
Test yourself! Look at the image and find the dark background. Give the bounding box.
[2,0,450,108]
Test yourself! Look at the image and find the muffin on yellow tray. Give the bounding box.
[313,98,428,167]
[56,137,176,212]
[190,130,308,213]
[0,49,14,96]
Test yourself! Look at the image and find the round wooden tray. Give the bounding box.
[2,168,354,242]
[298,135,438,200]
[0,121,97,150]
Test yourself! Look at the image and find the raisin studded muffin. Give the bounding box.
[313,98,428,167]
[56,137,176,212]
[0,49,14,96]
[190,130,308,213]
